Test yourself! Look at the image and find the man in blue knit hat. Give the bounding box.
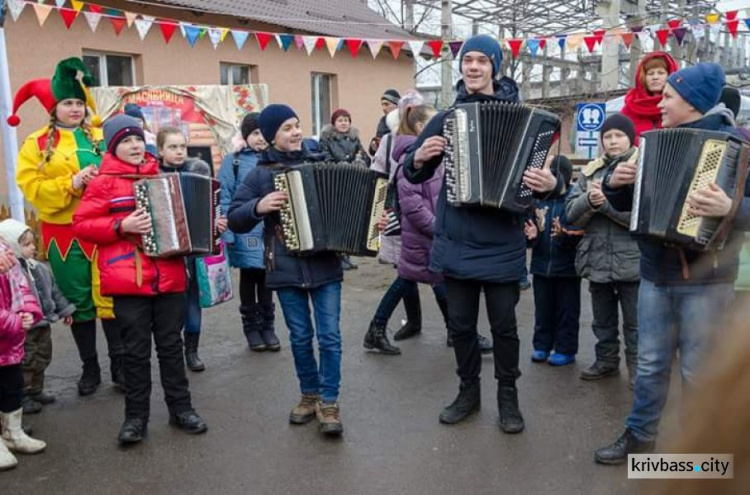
[402,34,563,433]
[597,63,750,464]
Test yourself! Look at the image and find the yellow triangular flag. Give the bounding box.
[706,13,720,24]
[124,11,138,28]
[220,28,230,43]
[32,3,53,27]
[71,0,85,12]
[325,37,339,57]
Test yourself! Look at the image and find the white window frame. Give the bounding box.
[82,51,136,87]
[220,63,252,86]
[311,73,332,136]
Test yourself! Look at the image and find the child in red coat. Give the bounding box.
[73,115,207,445]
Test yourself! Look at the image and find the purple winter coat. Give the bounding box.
[394,135,444,285]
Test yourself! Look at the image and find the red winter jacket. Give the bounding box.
[72,154,187,297]
[621,52,679,143]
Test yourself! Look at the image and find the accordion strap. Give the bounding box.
[134,246,144,288]
[712,143,750,248]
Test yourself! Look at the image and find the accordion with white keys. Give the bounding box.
[134,172,221,257]
[443,101,560,213]
[631,129,750,250]
[273,162,388,256]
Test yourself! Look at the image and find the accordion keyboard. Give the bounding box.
[518,129,556,200]
[676,139,727,240]
[274,173,301,252]
[367,177,389,252]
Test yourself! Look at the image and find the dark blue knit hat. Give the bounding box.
[459,34,502,78]
[258,104,298,144]
[103,114,145,153]
[666,63,725,114]
[123,103,146,122]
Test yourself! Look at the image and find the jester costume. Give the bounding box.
[11,58,124,395]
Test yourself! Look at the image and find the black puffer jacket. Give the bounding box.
[227,148,343,290]
[318,125,370,165]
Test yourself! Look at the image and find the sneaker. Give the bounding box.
[21,396,42,415]
[531,350,549,363]
[595,429,655,465]
[316,401,343,436]
[548,353,576,366]
[580,362,620,381]
[289,394,319,425]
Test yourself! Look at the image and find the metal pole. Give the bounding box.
[440,0,452,109]
[0,24,25,221]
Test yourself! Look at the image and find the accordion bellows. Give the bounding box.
[274,162,388,256]
[631,129,750,250]
[134,173,221,257]
[443,101,560,213]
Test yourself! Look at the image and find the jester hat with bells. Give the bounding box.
[7,57,101,127]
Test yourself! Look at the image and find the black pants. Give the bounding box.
[114,293,192,420]
[445,277,521,386]
[589,281,639,367]
[532,275,581,355]
[239,268,273,306]
[0,364,24,413]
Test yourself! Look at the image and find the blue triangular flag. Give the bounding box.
[527,39,540,57]
[279,33,294,52]
[183,24,201,47]
[557,35,567,50]
[231,30,249,50]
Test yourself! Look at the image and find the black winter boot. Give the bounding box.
[439,381,481,424]
[78,358,102,396]
[260,303,281,352]
[497,385,525,433]
[241,305,267,352]
[595,429,655,465]
[363,320,401,355]
[394,289,422,341]
[184,333,206,372]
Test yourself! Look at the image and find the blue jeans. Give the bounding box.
[184,268,202,335]
[373,276,419,324]
[277,282,342,403]
[626,279,733,441]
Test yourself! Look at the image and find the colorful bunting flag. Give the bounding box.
[302,36,317,55]
[706,13,720,24]
[345,39,363,58]
[427,40,443,58]
[256,32,273,50]
[593,29,606,45]
[159,20,178,43]
[31,3,53,27]
[134,16,154,40]
[389,41,404,59]
[556,35,567,51]
[71,0,84,12]
[408,40,424,57]
[124,11,137,28]
[59,8,78,29]
[230,30,249,50]
[294,35,305,51]
[325,37,339,57]
[538,38,547,50]
[278,33,294,52]
[7,0,25,23]
[655,28,669,47]
[109,16,127,36]
[726,10,738,21]
[526,38,540,57]
[583,36,597,53]
[367,39,384,59]
[727,19,740,38]
[183,23,201,47]
[208,27,223,49]
[83,10,101,32]
[507,39,523,58]
[667,19,681,30]
[54,0,66,8]
[673,27,687,45]
[620,32,634,48]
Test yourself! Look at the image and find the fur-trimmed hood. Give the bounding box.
[320,124,360,141]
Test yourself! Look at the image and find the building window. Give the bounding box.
[220,63,258,85]
[311,73,333,136]
[82,52,135,87]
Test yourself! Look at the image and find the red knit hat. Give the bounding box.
[331,108,351,125]
[6,79,56,127]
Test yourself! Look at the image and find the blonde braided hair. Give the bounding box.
[42,112,57,165]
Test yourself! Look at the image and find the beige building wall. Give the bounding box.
[0,5,415,212]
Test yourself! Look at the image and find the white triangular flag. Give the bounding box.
[367,40,384,59]
[124,11,138,28]
[692,24,705,40]
[83,11,101,32]
[134,16,154,40]
[408,40,424,56]
[208,27,223,49]
[8,0,26,22]
[303,36,318,55]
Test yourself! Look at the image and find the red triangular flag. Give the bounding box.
[583,36,597,53]
[726,10,738,21]
[620,32,634,48]
[255,32,273,50]
[667,19,681,30]
[593,29,606,45]
[89,5,102,14]
[507,39,523,58]
[159,20,178,43]
[538,38,547,50]
[655,28,669,47]
[427,40,443,58]
[345,39,363,58]
[389,41,404,59]
[315,37,326,50]
[727,19,740,38]
[60,8,78,29]
[110,16,127,36]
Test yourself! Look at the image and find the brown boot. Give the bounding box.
[289,394,318,425]
[316,400,343,436]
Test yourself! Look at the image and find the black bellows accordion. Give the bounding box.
[134,172,221,257]
[443,102,560,213]
[631,129,750,250]
[273,162,388,256]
